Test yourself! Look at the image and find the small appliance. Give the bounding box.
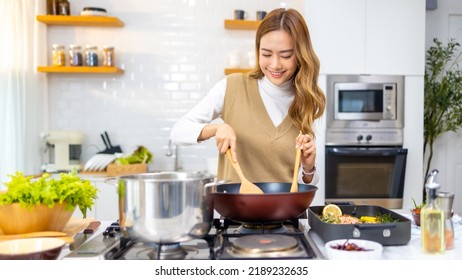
[41,130,84,172]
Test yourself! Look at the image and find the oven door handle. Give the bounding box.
[329,147,407,156]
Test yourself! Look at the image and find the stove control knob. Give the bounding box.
[357,135,363,142]
[366,135,372,141]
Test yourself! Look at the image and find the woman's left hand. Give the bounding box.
[295,132,316,172]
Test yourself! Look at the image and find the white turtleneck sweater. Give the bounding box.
[170,76,319,184]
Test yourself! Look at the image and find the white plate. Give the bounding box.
[84,154,116,171]
[83,156,98,171]
[325,239,383,260]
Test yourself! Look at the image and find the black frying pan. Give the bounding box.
[211,182,318,223]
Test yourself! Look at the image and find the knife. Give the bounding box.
[69,221,101,251]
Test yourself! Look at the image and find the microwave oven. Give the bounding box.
[326,75,405,130]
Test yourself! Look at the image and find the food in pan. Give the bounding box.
[322,204,342,217]
[319,205,399,224]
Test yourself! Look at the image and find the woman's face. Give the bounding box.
[259,30,297,86]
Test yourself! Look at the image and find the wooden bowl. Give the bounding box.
[0,238,65,260]
[0,203,75,235]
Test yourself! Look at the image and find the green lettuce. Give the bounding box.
[0,171,98,218]
[114,145,153,165]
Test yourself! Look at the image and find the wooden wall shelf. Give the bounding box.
[36,15,124,27]
[224,19,260,30]
[224,68,252,75]
[37,66,124,74]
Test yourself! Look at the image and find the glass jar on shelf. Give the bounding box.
[85,45,98,67]
[52,44,65,66]
[69,45,83,66]
[103,46,115,67]
[58,0,70,16]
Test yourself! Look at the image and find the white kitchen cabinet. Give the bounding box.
[305,0,366,75]
[365,0,425,75]
[305,0,425,75]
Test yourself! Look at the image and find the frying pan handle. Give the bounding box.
[204,180,229,190]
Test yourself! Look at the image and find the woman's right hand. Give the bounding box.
[215,123,237,161]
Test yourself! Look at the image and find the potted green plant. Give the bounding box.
[423,38,462,200]
[410,198,425,226]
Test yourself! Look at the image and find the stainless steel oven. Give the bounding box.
[325,146,407,209]
[325,74,407,208]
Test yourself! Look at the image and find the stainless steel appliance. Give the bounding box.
[63,219,322,260]
[325,75,407,209]
[326,75,404,128]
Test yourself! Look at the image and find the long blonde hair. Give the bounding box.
[249,8,325,137]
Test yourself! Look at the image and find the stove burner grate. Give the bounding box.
[230,234,300,257]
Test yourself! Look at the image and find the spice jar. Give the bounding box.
[52,44,65,66]
[69,45,83,66]
[58,0,71,16]
[103,46,114,67]
[85,45,98,66]
[46,0,59,15]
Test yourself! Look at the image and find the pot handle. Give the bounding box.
[104,177,118,186]
[204,179,229,190]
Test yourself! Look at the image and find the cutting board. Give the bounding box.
[62,217,96,236]
[0,217,95,243]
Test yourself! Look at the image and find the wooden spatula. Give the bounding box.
[290,148,301,192]
[226,150,263,194]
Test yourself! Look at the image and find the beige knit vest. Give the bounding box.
[216,73,299,183]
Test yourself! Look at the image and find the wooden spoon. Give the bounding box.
[290,148,301,192]
[226,150,263,194]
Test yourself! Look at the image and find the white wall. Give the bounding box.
[425,0,462,213]
[41,0,303,173]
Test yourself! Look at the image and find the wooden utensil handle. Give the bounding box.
[226,149,246,181]
[290,148,301,192]
[83,221,101,234]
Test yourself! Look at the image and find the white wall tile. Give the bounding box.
[45,0,304,171]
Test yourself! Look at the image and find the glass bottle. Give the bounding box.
[85,45,98,67]
[103,46,114,67]
[52,44,65,66]
[421,180,445,254]
[438,191,455,250]
[69,45,83,66]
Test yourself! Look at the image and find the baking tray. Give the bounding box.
[307,205,411,246]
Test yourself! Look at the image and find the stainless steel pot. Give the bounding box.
[116,172,215,244]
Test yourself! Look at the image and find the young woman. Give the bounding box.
[171,8,325,185]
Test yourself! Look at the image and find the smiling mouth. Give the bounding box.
[269,70,285,77]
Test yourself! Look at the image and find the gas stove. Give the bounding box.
[63,219,322,260]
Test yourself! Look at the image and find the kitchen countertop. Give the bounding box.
[59,211,462,260]
[302,210,462,260]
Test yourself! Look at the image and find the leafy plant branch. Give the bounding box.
[424,38,462,199]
